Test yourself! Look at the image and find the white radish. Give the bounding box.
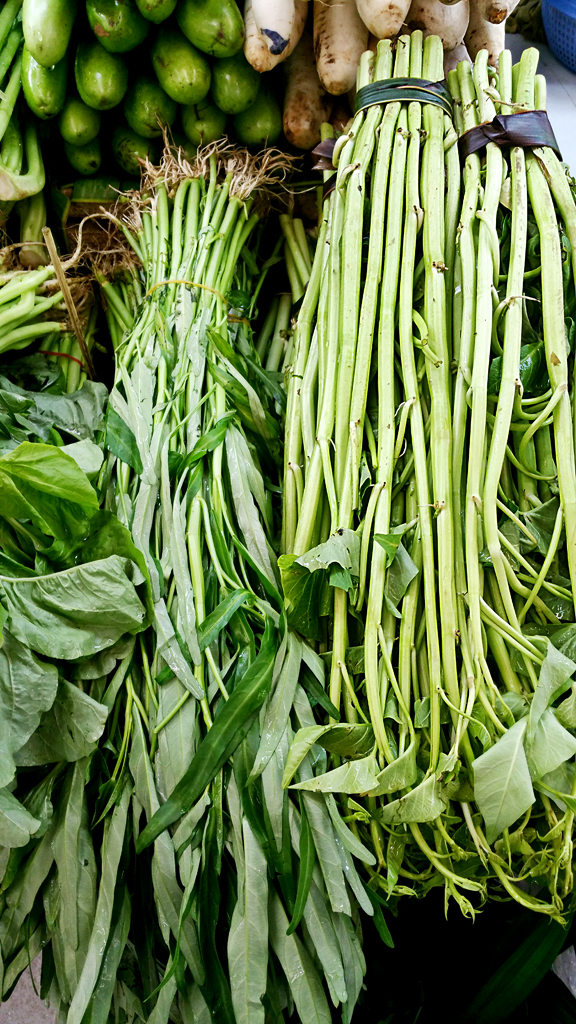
[314,0,369,96]
[244,0,307,72]
[252,0,295,56]
[443,40,470,75]
[465,0,505,64]
[355,0,411,40]
[476,0,520,24]
[283,31,333,151]
[406,0,469,50]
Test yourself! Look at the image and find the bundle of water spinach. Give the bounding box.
[282,33,576,921]
[85,144,367,1023]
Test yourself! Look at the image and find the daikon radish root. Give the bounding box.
[465,0,504,63]
[406,0,469,49]
[355,0,411,39]
[252,0,295,55]
[476,0,520,23]
[443,39,470,74]
[283,31,332,150]
[314,0,369,95]
[244,0,307,71]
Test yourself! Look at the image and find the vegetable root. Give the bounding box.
[244,0,306,71]
[443,40,470,74]
[355,0,411,39]
[465,0,505,63]
[252,0,295,55]
[476,0,521,23]
[283,31,332,150]
[314,0,369,96]
[406,0,469,50]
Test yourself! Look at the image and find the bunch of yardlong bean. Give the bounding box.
[282,33,576,922]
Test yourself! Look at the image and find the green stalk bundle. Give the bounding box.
[282,34,576,922]
[61,143,366,1023]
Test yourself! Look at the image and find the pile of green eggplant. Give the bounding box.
[19,0,282,181]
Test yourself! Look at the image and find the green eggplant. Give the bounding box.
[181,99,226,148]
[58,97,101,145]
[75,40,129,109]
[112,124,156,173]
[233,88,281,147]
[134,0,176,23]
[211,52,260,115]
[23,0,77,68]
[176,0,244,58]
[65,137,102,175]
[86,0,149,53]
[124,77,177,138]
[151,27,211,106]
[22,46,67,120]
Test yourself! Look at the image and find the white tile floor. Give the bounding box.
[2,31,576,1024]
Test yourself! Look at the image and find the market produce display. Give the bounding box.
[3,0,576,1016]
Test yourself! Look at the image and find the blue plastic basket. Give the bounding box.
[542,0,576,74]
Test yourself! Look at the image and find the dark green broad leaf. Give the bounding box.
[528,640,576,741]
[104,405,142,474]
[136,622,277,851]
[14,681,108,766]
[0,554,146,660]
[0,629,59,787]
[523,498,561,555]
[0,353,66,393]
[282,724,374,788]
[296,529,360,577]
[473,720,535,844]
[380,773,448,825]
[291,754,380,794]
[0,376,107,440]
[278,555,326,640]
[525,708,576,780]
[300,667,340,720]
[0,441,99,549]
[487,339,549,398]
[197,589,252,652]
[0,787,40,848]
[80,885,131,1024]
[287,802,315,935]
[384,543,419,618]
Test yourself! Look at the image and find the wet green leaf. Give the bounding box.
[473,720,534,843]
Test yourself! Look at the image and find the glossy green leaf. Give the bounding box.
[287,802,315,936]
[0,788,39,847]
[278,555,325,640]
[380,773,448,825]
[268,891,331,1024]
[300,791,350,915]
[367,740,418,796]
[383,542,419,618]
[66,783,131,1024]
[528,640,576,743]
[291,754,380,794]
[197,589,252,652]
[325,794,376,865]
[0,441,98,545]
[81,885,131,1024]
[14,681,108,766]
[0,629,58,787]
[0,376,107,441]
[249,632,301,782]
[104,405,143,474]
[302,875,347,1006]
[227,818,268,1024]
[1,555,145,660]
[136,625,277,851]
[525,708,576,780]
[473,720,535,843]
